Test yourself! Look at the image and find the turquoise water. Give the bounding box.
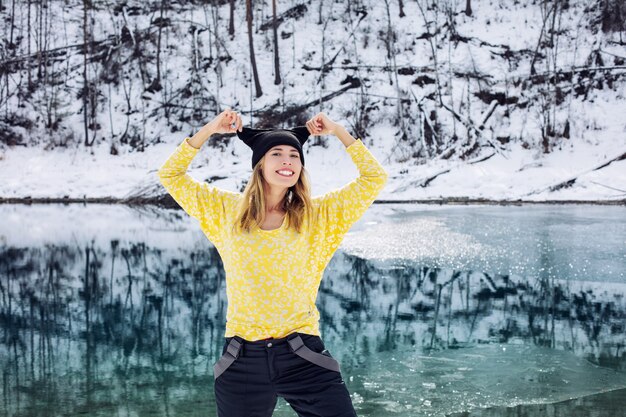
[0,204,624,416]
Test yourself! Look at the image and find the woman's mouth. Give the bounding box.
[276,169,294,177]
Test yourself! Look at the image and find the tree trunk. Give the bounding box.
[529,2,555,76]
[82,0,90,147]
[211,1,223,110]
[272,0,281,85]
[9,0,16,48]
[384,0,405,138]
[151,0,165,92]
[318,0,324,24]
[42,0,50,84]
[27,0,32,91]
[246,0,263,98]
[465,0,472,16]
[228,0,235,39]
[37,0,42,79]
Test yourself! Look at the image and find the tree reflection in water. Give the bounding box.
[0,243,624,416]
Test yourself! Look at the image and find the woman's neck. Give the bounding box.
[264,185,288,213]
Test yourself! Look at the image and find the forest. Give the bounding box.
[1,0,625,165]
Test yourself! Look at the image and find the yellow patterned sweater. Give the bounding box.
[158,137,388,341]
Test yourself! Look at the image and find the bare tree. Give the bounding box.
[207,2,225,112]
[27,0,33,91]
[529,1,557,76]
[8,0,17,49]
[383,0,406,139]
[317,0,324,24]
[148,0,166,92]
[36,0,43,81]
[601,0,626,43]
[465,0,472,16]
[345,0,373,140]
[272,0,281,85]
[82,0,90,146]
[415,0,443,155]
[246,0,263,97]
[534,0,565,153]
[416,0,443,105]
[228,0,235,39]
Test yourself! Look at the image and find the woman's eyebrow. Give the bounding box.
[270,147,299,152]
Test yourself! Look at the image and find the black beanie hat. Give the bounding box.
[236,126,310,169]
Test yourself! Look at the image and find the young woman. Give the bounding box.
[158,108,388,417]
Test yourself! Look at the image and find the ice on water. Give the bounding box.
[343,204,625,282]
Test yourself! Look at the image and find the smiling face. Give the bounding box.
[260,145,303,191]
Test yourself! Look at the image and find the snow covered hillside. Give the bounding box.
[0,0,624,202]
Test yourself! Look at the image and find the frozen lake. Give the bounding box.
[0,203,624,416]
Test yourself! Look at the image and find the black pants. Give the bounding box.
[213,332,358,417]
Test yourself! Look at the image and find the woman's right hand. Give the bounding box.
[204,108,243,135]
[188,109,243,148]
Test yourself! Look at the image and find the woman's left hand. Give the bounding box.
[306,112,339,136]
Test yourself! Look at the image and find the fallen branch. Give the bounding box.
[258,4,308,31]
[526,149,626,195]
[478,100,499,130]
[439,99,506,157]
[391,150,494,192]
[421,168,452,187]
[468,151,496,164]
[254,79,361,125]
[392,168,451,192]
[588,181,626,193]
[593,152,626,171]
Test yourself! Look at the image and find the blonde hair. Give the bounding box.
[234,155,313,234]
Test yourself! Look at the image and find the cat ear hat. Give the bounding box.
[236,126,311,169]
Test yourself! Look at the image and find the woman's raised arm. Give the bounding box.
[310,113,389,239]
[157,109,243,244]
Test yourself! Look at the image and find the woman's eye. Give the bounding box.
[291,155,299,158]
[272,152,279,156]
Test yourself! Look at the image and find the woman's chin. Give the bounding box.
[268,179,296,190]
[273,175,297,185]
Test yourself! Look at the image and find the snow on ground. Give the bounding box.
[0,0,625,202]
[0,121,623,202]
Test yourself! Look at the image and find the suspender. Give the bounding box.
[213,334,340,380]
[213,337,243,380]
[287,335,341,373]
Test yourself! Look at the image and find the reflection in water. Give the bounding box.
[0,204,624,416]
[1,247,624,416]
[319,252,624,369]
[0,241,228,417]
